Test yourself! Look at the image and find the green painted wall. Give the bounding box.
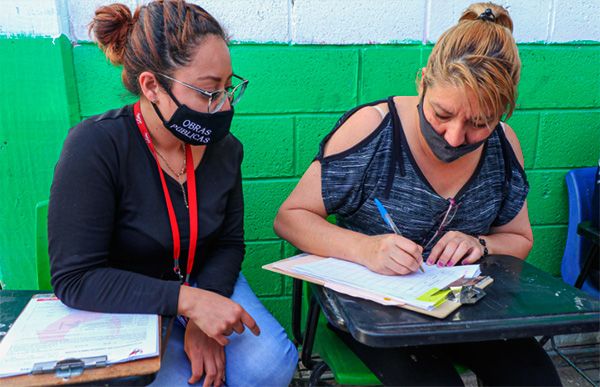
[0,36,80,289]
[0,37,599,329]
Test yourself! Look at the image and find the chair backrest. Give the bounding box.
[35,200,52,291]
[560,167,597,294]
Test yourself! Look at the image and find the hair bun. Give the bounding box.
[89,3,134,65]
[459,2,513,32]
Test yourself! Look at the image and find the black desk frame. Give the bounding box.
[292,255,600,386]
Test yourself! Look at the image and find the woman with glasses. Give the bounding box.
[48,1,297,386]
[275,3,560,386]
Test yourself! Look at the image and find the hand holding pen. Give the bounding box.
[374,198,425,273]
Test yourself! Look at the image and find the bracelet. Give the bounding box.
[477,236,489,257]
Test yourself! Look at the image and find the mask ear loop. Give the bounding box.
[151,75,182,125]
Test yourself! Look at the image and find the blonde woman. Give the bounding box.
[275,3,561,385]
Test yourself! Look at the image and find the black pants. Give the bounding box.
[331,325,562,386]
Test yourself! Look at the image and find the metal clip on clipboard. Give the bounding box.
[32,355,107,379]
[448,285,486,304]
[429,275,492,305]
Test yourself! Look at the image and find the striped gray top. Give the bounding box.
[316,97,529,257]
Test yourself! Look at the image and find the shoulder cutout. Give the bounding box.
[323,105,388,158]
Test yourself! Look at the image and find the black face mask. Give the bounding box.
[417,97,491,163]
[152,88,233,146]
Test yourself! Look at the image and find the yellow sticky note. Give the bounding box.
[417,288,450,308]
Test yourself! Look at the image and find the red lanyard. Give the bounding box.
[134,101,198,285]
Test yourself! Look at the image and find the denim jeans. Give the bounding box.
[150,274,298,386]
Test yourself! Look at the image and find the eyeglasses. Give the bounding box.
[157,73,248,113]
[422,198,460,251]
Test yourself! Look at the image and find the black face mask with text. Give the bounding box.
[152,88,233,146]
[417,96,491,163]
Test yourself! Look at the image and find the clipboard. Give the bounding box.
[264,254,493,319]
[0,351,161,386]
[0,294,164,386]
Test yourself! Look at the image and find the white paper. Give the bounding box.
[293,258,480,310]
[0,294,159,378]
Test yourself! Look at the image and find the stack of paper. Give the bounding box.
[0,295,159,378]
[292,258,480,310]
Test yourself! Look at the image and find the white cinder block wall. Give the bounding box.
[0,0,598,43]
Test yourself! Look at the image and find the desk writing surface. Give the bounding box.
[0,290,171,386]
[313,255,600,348]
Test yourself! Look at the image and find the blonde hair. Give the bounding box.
[420,2,521,121]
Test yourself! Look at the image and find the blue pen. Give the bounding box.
[374,198,425,273]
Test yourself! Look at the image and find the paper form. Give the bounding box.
[0,294,159,378]
[292,258,480,310]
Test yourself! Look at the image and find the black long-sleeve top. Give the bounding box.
[49,105,245,316]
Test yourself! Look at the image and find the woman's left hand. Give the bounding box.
[184,321,226,387]
[427,231,484,267]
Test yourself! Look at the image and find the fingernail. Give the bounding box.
[437,261,443,267]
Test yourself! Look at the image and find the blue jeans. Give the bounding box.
[150,274,298,386]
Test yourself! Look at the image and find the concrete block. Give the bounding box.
[0,36,79,289]
[295,114,340,175]
[242,241,283,297]
[518,46,600,109]
[70,0,288,42]
[528,225,568,275]
[0,0,66,37]
[74,43,136,117]
[505,111,539,169]
[421,44,433,66]
[551,0,600,42]
[292,0,424,44]
[428,0,551,43]
[231,46,358,113]
[360,46,421,103]
[243,179,299,240]
[232,116,294,178]
[197,0,289,43]
[283,241,300,295]
[527,170,569,225]
[536,111,600,168]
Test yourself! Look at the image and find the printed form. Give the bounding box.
[293,258,480,310]
[0,294,159,378]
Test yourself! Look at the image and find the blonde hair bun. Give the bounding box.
[459,2,513,32]
[421,2,520,120]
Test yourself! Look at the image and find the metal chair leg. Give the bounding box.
[292,278,303,346]
[538,335,551,346]
[550,336,598,387]
[308,361,331,387]
[575,244,599,289]
[301,295,321,370]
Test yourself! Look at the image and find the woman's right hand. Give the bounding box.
[178,286,260,346]
[359,234,423,275]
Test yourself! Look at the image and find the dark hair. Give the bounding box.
[89,0,227,95]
